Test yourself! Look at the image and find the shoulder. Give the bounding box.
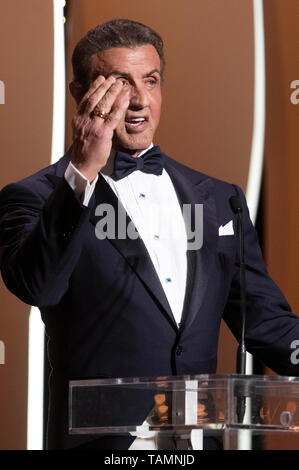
[164,153,244,197]
[163,153,249,221]
[0,151,70,205]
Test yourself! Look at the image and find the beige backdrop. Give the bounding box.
[0,0,255,449]
[1,0,298,450]
[262,0,299,449]
[264,0,299,330]
[0,0,54,450]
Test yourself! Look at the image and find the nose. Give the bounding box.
[128,83,149,110]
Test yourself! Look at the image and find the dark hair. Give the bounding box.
[72,18,165,92]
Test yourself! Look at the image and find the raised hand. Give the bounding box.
[71,75,130,182]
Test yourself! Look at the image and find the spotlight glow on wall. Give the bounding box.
[238,0,266,452]
[26,0,66,450]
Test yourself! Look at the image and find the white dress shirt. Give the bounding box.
[64,145,187,326]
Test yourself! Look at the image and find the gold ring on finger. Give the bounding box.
[93,107,109,119]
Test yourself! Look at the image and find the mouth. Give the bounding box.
[124,116,148,132]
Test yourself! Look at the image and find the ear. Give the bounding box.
[69,81,84,105]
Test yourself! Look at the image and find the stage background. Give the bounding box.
[0,0,54,450]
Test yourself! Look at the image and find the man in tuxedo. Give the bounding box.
[0,19,298,450]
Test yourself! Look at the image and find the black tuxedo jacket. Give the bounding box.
[0,148,298,449]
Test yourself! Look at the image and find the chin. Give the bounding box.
[114,133,153,153]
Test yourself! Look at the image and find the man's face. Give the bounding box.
[90,45,162,154]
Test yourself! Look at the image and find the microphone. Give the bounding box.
[229,194,247,423]
[229,196,243,216]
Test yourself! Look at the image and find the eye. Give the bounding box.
[146,78,157,87]
[145,76,160,88]
[117,77,130,87]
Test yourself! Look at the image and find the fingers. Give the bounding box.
[93,79,126,116]
[104,88,130,129]
[81,75,106,102]
[77,75,105,114]
[74,75,131,135]
[78,75,118,115]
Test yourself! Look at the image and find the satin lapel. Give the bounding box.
[89,174,178,329]
[165,161,218,332]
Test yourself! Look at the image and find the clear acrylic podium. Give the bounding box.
[69,374,299,450]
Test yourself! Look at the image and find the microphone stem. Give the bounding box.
[238,210,246,375]
[229,194,248,424]
[236,210,247,424]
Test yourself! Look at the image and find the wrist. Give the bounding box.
[71,161,100,183]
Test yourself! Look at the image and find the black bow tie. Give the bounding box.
[112,146,164,181]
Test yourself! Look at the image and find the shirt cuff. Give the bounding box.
[64,161,98,207]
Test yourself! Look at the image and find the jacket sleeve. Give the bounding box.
[223,185,299,376]
[0,177,91,307]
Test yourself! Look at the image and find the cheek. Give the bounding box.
[152,103,162,126]
[152,94,162,119]
[114,121,127,136]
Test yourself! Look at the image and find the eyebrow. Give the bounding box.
[106,69,161,80]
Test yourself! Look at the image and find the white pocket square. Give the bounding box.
[219,220,234,236]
